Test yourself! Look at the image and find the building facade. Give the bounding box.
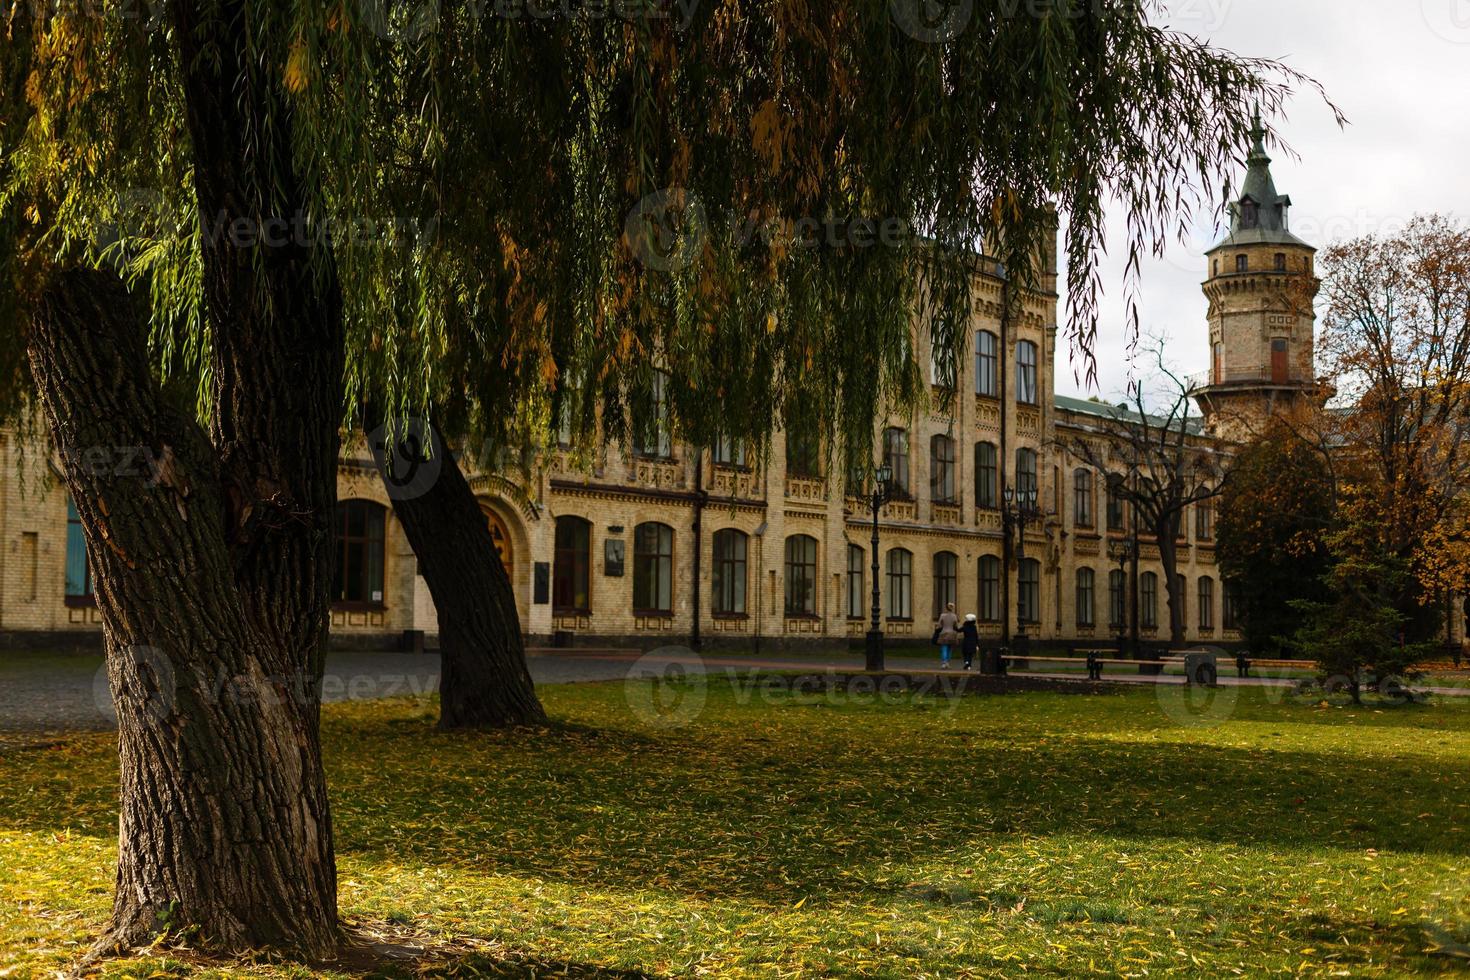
[5,126,1410,653]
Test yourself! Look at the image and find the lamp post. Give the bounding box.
[865,464,893,672]
[1002,483,1041,644]
[1108,537,1135,657]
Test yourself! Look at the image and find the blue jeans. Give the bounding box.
[940,644,952,664]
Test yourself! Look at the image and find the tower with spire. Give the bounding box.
[1194,107,1323,442]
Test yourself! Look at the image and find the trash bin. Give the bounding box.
[1183,650,1218,687]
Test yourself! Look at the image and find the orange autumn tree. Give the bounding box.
[1315,214,1470,643]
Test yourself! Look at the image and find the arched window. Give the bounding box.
[886,548,913,620]
[974,441,998,508]
[1198,576,1215,630]
[1073,468,1093,527]
[1016,340,1038,404]
[1016,447,1038,499]
[978,555,1001,622]
[334,499,386,605]
[712,529,748,616]
[975,330,998,397]
[65,496,93,603]
[633,522,674,613]
[552,515,592,613]
[1140,571,1158,629]
[932,551,958,618]
[847,544,865,619]
[1109,569,1126,627]
[1018,558,1041,623]
[930,434,956,503]
[883,427,910,496]
[784,535,818,616]
[1075,568,1095,628]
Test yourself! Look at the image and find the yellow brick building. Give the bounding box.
[5,125,1394,654]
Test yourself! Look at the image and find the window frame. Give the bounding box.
[975,441,998,508]
[632,370,673,458]
[930,434,956,504]
[1073,468,1094,528]
[1109,569,1126,628]
[1075,567,1095,628]
[846,544,865,619]
[333,499,387,609]
[883,427,911,497]
[978,555,1001,623]
[632,521,675,615]
[783,534,819,617]
[932,551,958,619]
[64,496,95,606]
[1140,571,1158,629]
[1018,558,1041,624]
[975,330,998,397]
[711,528,748,617]
[552,515,593,614]
[1198,576,1215,630]
[886,548,914,621]
[1016,340,1038,405]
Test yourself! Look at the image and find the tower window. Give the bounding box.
[1212,259,1218,276]
[1274,252,1287,271]
[1235,254,1248,273]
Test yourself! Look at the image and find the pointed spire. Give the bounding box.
[1247,102,1269,163]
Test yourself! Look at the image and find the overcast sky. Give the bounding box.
[1054,0,1470,403]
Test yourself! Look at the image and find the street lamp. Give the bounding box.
[1002,483,1041,644]
[865,463,894,672]
[1107,536,1135,657]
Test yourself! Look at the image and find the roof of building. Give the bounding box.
[1053,393,1207,437]
[1209,106,1313,252]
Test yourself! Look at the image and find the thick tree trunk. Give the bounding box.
[29,270,338,958]
[366,415,546,728]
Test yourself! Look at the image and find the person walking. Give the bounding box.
[935,603,960,669]
[960,613,980,670]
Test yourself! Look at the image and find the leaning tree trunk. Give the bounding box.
[366,413,546,728]
[29,271,338,957]
[22,0,349,956]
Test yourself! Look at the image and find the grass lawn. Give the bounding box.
[2,679,1469,977]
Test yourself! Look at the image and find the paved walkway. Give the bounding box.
[2,647,1465,732]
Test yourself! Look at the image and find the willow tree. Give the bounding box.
[2,0,1331,961]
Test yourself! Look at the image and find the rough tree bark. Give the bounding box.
[366,414,546,728]
[29,270,338,957]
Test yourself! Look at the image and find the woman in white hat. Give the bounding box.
[960,613,980,670]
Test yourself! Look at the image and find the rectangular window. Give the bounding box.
[713,437,746,467]
[1109,570,1126,628]
[1018,559,1040,624]
[1016,341,1038,405]
[712,529,748,615]
[1016,448,1038,500]
[1107,476,1126,531]
[930,436,956,504]
[1235,254,1248,273]
[633,522,674,613]
[887,549,913,620]
[932,552,958,618]
[1140,572,1158,629]
[1073,469,1093,528]
[1223,578,1243,630]
[553,516,592,612]
[784,536,818,616]
[786,428,821,479]
[632,370,672,458]
[883,428,910,496]
[1195,500,1213,541]
[1075,568,1095,628]
[975,442,998,508]
[979,555,1001,622]
[334,500,386,605]
[1198,577,1215,630]
[975,330,997,397]
[847,545,865,619]
[65,497,93,602]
